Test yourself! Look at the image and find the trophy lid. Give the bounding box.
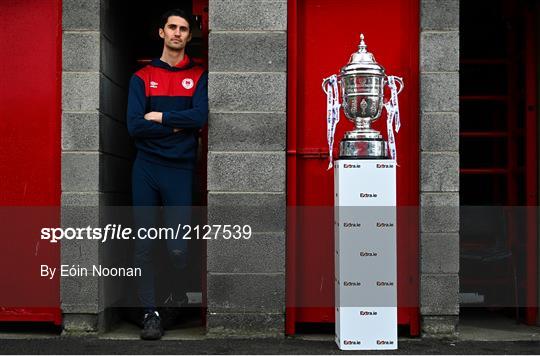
[340,34,385,77]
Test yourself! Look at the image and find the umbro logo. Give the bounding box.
[182,78,194,89]
[150,81,158,89]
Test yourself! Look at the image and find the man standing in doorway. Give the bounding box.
[127,9,208,340]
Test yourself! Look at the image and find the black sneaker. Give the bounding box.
[141,311,163,340]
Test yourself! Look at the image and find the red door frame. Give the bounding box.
[192,0,209,327]
[285,0,298,335]
[524,8,538,326]
[286,0,420,336]
[0,0,62,325]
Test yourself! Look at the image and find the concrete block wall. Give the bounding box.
[62,0,133,332]
[61,0,102,332]
[207,0,287,336]
[419,0,460,336]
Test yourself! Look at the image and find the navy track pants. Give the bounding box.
[131,156,193,311]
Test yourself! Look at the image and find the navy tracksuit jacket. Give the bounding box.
[127,55,208,170]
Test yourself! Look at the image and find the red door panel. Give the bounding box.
[287,0,420,335]
[0,0,62,324]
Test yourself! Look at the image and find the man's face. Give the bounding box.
[159,16,192,51]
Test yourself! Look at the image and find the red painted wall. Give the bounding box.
[0,0,61,324]
[287,0,420,335]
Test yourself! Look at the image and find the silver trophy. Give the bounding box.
[323,34,404,159]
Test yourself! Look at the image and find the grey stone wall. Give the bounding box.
[62,0,133,332]
[419,0,460,336]
[61,0,102,332]
[207,0,287,336]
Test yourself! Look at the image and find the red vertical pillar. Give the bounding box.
[0,0,62,324]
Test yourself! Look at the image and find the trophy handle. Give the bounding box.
[383,76,404,104]
[321,76,332,94]
[394,77,404,95]
[322,75,341,107]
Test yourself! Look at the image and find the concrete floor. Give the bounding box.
[1,335,540,354]
[2,314,539,342]
[0,315,540,342]
[1,312,540,355]
[103,320,205,341]
[99,312,540,343]
[458,314,540,341]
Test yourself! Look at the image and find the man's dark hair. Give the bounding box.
[159,9,194,32]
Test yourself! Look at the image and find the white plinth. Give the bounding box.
[334,159,397,350]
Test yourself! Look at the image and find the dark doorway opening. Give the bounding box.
[102,0,208,336]
[459,0,538,328]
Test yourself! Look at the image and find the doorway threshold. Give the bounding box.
[458,314,540,341]
[102,321,205,340]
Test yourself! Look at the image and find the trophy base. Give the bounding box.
[344,129,382,140]
[339,139,388,159]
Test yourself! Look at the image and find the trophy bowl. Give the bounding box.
[340,74,385,134]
